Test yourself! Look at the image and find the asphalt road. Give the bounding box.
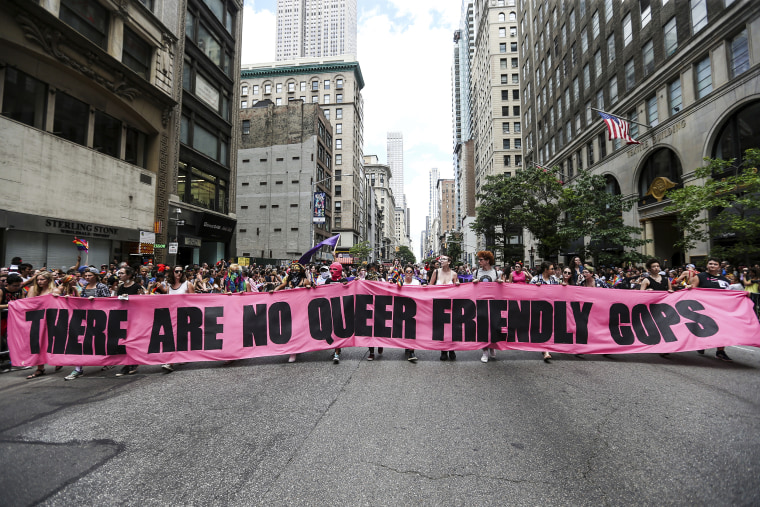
[1,345,759,506]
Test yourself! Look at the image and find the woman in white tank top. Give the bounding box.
[162,266,195,372]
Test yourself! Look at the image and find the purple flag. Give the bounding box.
[298,234,341,264]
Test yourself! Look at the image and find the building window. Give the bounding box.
[669,78,682,114]
[241,100,247,108]
[592,10,600,39]
[513,106,520,116]
[599,133,607,159]
[122,26,151,79]
[504,155,511,166]
[336,79,343,89]
[503,139,511,149]
[696,56,712,98]
[511,42,518,52]
[2,68,47,130]
[643,40,654,76]
[609,77,618,104]
[623,13,632,46]
[640,0,651,27]
[594,50,602,79]
[59,0,109,50]
[196,23,222,67]
[730,30,750,78]
[265,84,271,94]
[502,122,510,133]
[300,81,307,91]
[663,17,677,57]
[125,126,147,167]
[573,76,579,102]
[515,155,522,166]
[275,98,282,106]
[336,108,342,119]
[691,0,708,33]
[336,139,342,149]
[500,43,507,53]
[502,106,509,116]
[596,89,604,110]
[241,85,248,95]
[501,74,508,84]
[587,142,594,166]
[242,120,250,135]
[324,94,330,104]
[625,59,635,90]
[93,111,121,158]
[607,33,615,63]
[323,109,330,120]
[583,64,590,90]
[253,85,259,95]
[53,91,89,146]
[514,121,521,133]
[276,83,282,93]
[514,138,521,149]
[336,94,343,103]
[500,58,508,70]
[336,154,342,165]
[499,27,506,37]
[335,185,341,196]
[335,201,341,212]
[630,110,639,138]
[312,96,318,103]
[647,96,658,127]
[581,28,588,54]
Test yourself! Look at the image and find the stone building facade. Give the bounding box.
[236,101,333,261]
[363,155,396,262]
[520,0,760,265]
[240,57,366,250]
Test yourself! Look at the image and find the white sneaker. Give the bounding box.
[489,348,496,358]
[288,354,297,363]
[481,352,489,363]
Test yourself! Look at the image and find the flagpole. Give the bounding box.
[590,107,652,128]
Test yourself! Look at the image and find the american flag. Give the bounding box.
[598,112,640,145]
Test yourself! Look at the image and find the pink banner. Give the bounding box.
[7,282,760,366]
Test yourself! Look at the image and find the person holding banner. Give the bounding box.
[275,262,312,363]
[160,266,195,373]
[24,272,61,379]
[472,251,502,363]
[508,262,527,284]
[64,268,110,380]
[529,261,560,362]
[322,262,349,363]
[114,266,145,377]
[691,258,732,362]
[398,267,420,362]
[639,259,673,293]
[430,255,460,360]
[578,266,608,288]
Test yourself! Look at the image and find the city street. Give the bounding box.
[1,346,759,506]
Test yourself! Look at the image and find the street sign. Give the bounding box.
[176,220,186,226]
[168,242,178,254]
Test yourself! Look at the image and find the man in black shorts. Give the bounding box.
[690,257,732,361]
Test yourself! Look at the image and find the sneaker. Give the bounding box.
[489,348,496,358]
[481,352,489,363]
[440,351,448,361]
[115,366,131,377]
[367,353,374,361]
[378,347,384,355]
[449,351,456,361]
[161,363,174,373]
[288,354,297,363]
[697,349,705,355]
[333,353,340,364]
[407,351,418,362]
[64,369,83,380]
[716,350,732,362]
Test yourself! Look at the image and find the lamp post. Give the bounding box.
[529,246,535,269]
[168,207,182,267]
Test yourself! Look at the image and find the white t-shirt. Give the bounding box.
[403,277,421,286]
[473,267,501,282]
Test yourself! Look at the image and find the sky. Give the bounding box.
[241,0,463,258]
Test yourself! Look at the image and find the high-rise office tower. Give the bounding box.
[275,0,358,61]
[519,0,760,264]
[386,132,405,209]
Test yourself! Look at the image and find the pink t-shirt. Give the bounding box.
[511,270,527,284]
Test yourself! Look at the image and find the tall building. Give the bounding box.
[471,0,523,195]
[452,2,475,233]
[0,0,242,267]
[236,101,333,261]
[438,178,457,243]
[364,155,396,261]
[240,57,366,249]
[386,132,405,209]
[275,0,358,61]
[428,168,440,221]
[519,0,760,265]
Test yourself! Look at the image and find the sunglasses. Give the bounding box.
[563,271,572,274]
[174,270,183,273]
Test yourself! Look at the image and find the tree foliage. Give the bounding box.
[349,241,372,263]
[396,245,417,266]
[562,169,649,266]
[665,148,760,265]
[471,165,649,265]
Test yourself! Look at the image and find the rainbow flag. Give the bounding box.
[73,237,89,252]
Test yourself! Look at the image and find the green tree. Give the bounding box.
[445,241,463,265]
[396,245,416,265]
[349,240,372,263]
[471,173,528,263]
[515,165,566,259]
[665,149,760,265]
[562,169,649,266]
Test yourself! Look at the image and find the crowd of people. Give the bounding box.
[1,252,758,378]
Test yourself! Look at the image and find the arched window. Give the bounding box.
[712,100,760,168]
[499,12,505,22]
[509,12,516,21]
[604,174,621,195]
[638,148,682,205]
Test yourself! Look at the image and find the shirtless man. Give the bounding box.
[429,255,460,360]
